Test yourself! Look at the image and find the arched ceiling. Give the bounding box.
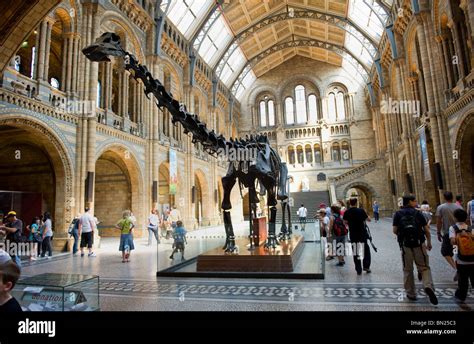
[161,0,393,99]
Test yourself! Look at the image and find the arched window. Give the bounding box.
[16,30,36,78]
[336,92,346,120]
[305,145,313,163]
[327,87,347,121]
[285,97,294,125]
[268,100,275,126]
[314,144,322,164]
[288,146,295,164]
[297,145,304,164]
[259,100,267,127]
[328,93,336,121]
[295,85,307,124]
[332,143,341,162]
[258,97,276,128]
[342,142,350,161]
[308,94,318,123]
[96,80,101,107]
[48,17,66,91]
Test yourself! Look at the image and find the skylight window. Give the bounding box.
[219,47,247,86]
[345,34,372,67]
[348,0,385,43]
[164,0,214,39]
[234,68,256,100]
[197,14,233,67]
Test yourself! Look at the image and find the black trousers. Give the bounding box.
[353,240,371,273]
[41,237,52,257]
[455,263,474,301]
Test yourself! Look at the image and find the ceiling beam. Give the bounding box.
[230,38,370,94]
[215,6,379,77]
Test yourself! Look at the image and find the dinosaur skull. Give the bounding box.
[82,32,125,62]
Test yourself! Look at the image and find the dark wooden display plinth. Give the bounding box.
[196,235,304,272]
[252,217,267,246]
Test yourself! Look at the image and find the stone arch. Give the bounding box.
[194,169,210,227]
[100,12,145,62]
[160,56,184,97]
[279,75,321,100]
[341,182,377,213]
[454,112,474,198]
[405,20,420,73]
[94,143,144,236]
[0,115,75,238]
[248,85,279,105]
[157,161,174,216]
[52,6,73,33]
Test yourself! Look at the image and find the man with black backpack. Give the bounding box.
[343,198,372,275]
[393,195,438,305]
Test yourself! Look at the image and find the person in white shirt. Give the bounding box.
[449,209,474,302]
[467,193,474,226]
[78,207,97,257]
[168,206,182,229]
[297,204,308,231]
[319,209,333,261]
[41,212,53,259]
[147,209,160,245]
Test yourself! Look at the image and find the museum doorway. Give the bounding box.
[456,114,474,199]
[94,146,142,237]
[345,185,373,214]
[159,162,173,215]
[0,119,74,240]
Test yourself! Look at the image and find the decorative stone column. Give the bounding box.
[415,13,447,199]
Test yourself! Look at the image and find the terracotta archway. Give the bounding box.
[0,116,75,244]
[194,169,210,227]
[454,113,474,199]
[94,144,144,237]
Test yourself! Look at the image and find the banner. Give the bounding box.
[419,127,431,181]
[169,149,178,195]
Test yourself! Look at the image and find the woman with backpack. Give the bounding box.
[449,209,474,302]
[27,217,42,261]
[329,204,347,266]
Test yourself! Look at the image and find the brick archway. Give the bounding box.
[341,181,377,213]
[95,144,144,236]
[0,0,61,75]
[194,169,210,226]
[0,116,75,243]
[454,113,474,199]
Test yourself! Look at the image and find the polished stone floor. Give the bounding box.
[17,219,473,311]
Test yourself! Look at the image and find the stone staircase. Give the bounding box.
[276,191,330,223]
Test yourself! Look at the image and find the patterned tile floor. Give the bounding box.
[18,219,474,311]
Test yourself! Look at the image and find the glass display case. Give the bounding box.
[12,273,99,311]
[156,219,324,279]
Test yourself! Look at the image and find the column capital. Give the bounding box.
[64,32,81,40]
[44,16,56,26]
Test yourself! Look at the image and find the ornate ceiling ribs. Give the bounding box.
[230,38,370,94]
[215,6,380,80]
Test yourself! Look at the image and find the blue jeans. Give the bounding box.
[72,229,79,254]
